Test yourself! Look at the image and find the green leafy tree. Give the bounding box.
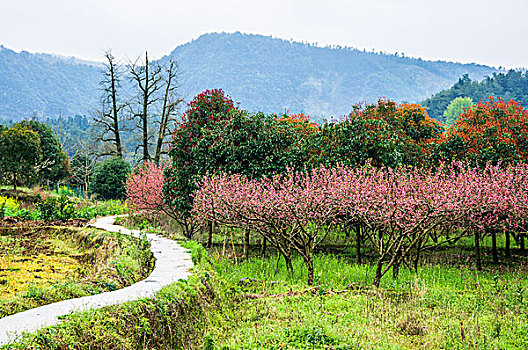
[195,112,308,178]
[306,117,406,168]
[0,125,42,190]
[89,157,131,200]
[15,120,70,183]
[163,89,238,237]
[443,97,474,127]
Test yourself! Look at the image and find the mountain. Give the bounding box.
[0,33,498,121]
[0,45,101,120]
[162,33,497,118]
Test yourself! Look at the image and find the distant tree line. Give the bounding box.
[423,70,528,123]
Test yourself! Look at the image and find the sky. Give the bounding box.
[1,0,526,68]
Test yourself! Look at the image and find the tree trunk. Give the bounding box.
[142,52,150,163]
[356,224,361,264]
[520,233,525,252]
[392,248,401,279]
[285,256,293,273]
[392,261,400,279]
[106,53,122,158]
[207,221,213,249]
[475,230,482,271]
[373,260,383,288]
[109,56,123,158]
[505,231,511,258]
[260,237,267,257]
[414,241,422,272]
[307,258,314,286]
[244,228,250,258]
[154,62,173,164]
[491,229,498,264]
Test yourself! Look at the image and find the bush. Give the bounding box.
[90,158,131,200]
[36,194,75,221]
[0,195,20,218]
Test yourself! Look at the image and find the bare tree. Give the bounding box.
[153,60,183,164]
[93,50,126,158]
[129,52,162,163]
[129,53,182,164]
[69,137,97,197]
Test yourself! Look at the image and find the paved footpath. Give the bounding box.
[0,216,193,346]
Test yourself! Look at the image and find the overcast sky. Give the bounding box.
[1,0,526,68]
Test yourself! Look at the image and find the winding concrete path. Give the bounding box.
[0,216,193,346]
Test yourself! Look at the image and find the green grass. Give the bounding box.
[208,249,528,349]
[5,233,528,349]
[74,200,129,219]
[0,185,129,221]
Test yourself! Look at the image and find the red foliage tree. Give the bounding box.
[432,98,528,165]
[278,109,319,136]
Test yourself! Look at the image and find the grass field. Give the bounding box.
[5,232,528,349]
[209,250,528,349]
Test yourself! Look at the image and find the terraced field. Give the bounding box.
[0,226,153,318]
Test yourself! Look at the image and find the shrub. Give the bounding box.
[0,195,20,218]
[36,194,75,221]
[57,185,76,197]
[90,158,131,200]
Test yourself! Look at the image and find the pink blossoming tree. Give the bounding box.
[193,162,528,286]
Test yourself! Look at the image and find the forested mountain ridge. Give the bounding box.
[0,32,498,121]
[0,45,101,120]
[162,32,497,118]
